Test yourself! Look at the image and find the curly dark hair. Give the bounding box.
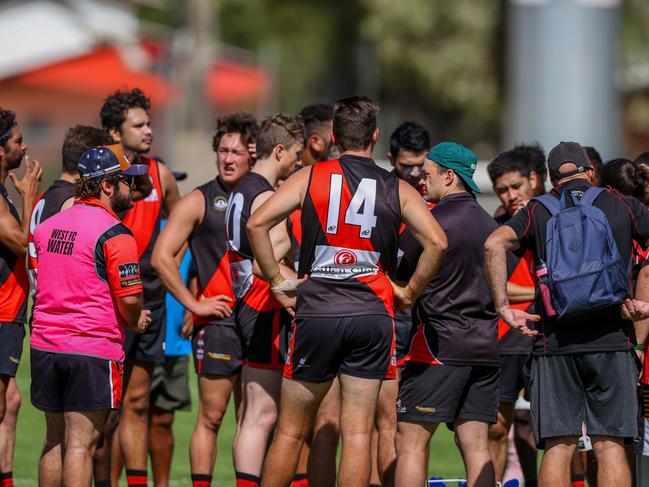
[74,175,119,199]
[61,125,112,174]
[0,109,17,148]
[212,112,259,153]
[100,88,151,133]
[256,114,305,160]
[388,121,430,158]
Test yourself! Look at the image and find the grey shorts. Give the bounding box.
[529,351,638,449]
[150,355,191,412]
[397,362,500,425]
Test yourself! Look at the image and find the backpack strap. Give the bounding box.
[532,194,561,216]
[578,186,606,207]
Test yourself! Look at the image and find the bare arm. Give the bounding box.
[250,190,296,279]
[507,282,535,303]
[152,190,232,318]
[3,156,42,256]
[633,265,649,347]
[395,181,448,306]
[247,167,309,285]
[159,162,182,216]
[115,294,150,334]
[484,225,539,336]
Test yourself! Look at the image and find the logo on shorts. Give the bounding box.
[415,405,436,413]
[333,249,357,265]
[213,196,228,211]
[208,352,231,361]
[296,356,309,369]
[8,356,19,364]
[396,398,406,414]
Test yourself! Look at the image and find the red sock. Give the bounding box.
[571,476,585,487]
[0,472,12,487]
[292,473,309,487]
[126,469,148,487]
[192,473,212,487]
[236,472,261,487]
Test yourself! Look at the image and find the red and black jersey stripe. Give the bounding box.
[297,155,401,318]
[121,157,164,307]
[189,178,236,325]
[0,184,28,324]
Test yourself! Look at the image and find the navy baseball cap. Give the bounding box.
[78,144,149,180]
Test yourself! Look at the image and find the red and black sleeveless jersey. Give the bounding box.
[28,180,75,286]
[121,157,164,307]
[189,178,235,326]
[0,184,28,324]
[226,172,281,312]
[297,155,401,318]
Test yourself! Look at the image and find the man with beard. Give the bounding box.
[100,88,181,487]
[31,145,151,487]
[0,108,42,487]
[153,113,259,487]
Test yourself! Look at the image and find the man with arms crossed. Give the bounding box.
[0,108,41,487]
[153,113,258,487]
[100,88,181,486]
[484,142,649,487]
[394,142,499,487]
[248,96,447,487]
[226,114,304,487]
[31,145,151,487]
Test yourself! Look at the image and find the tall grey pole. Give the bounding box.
[505,0,621,160]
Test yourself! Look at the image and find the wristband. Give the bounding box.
[635,344,645,351]
[269,272,285,288]
[271,279,300,292]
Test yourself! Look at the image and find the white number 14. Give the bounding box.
[326,175,377,239]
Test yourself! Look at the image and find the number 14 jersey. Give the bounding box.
[297,155,401,319]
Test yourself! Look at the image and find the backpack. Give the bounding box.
[534,187,629,322]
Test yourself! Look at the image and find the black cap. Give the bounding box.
[547,141,592,180]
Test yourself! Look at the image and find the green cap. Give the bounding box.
[427,141,480,193]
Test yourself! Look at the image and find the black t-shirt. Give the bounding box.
[397,192,499,366]
[506,179,649,355]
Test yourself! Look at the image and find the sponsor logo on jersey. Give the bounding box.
[118,262,142,288]
[213,196,228,211]
[207,352,231,361]
[310,245,380,280]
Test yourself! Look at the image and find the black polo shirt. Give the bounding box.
[397,192,499,366]
[506,179,649,355]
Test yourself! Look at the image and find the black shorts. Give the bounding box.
[31,349,123,412]
[397,362,499,425]
[285,314,394,383]
[151,355,191,412]
[394,314,414,366]
[192,322,243,377]
[529,351,638,449]
[237,304,290,371]
[0,322,25,377]
[499,354,530,403]
[124,304,166,364]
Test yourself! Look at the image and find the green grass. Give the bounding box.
[13,337,466,485]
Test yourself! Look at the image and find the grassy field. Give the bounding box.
[12,338,466,485]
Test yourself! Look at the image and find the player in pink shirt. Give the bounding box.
[31,145,151,487]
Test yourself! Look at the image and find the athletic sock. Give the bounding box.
[571,475,585,487]
[0,472,12,487]
[235,471,261,487]
[292,473,309,487]
[126,469,148,487]
[525,482,538,487]
[192,473,213,487]
[94,481,111,487]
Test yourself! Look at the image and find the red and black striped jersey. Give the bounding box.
[189,178,235,326]
[0,184,28,324]
[297,155,401,318]
[121,156,164,307]
[226,172,281,313]
[28,179,75,288]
